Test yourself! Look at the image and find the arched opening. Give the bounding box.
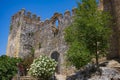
[51,51,60,74]
[51,16,60,37]
[55,19,59,28]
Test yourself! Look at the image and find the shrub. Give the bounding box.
[28,55,57,80]
[0,55,21,80]
[10,25,13,32]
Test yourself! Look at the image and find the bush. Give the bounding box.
[28,55,57,80]
[0,55,21,80]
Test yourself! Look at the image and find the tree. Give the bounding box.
[66,41,91,69]
[0,55,21,80]
[65,0,111,69]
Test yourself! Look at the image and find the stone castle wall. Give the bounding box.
[6,8,76,73]
[103,0,120,59]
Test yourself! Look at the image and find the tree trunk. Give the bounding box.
[96,42,99,69]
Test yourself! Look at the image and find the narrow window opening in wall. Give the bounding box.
[51,19,59,37]
[55,19,59,28]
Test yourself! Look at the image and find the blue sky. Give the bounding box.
[0,0,78,56]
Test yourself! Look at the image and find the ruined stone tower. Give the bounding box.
[6,8,76,73]
[6,9,40,58]
[103,0,120,59]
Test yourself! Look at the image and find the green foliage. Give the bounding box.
[65,0,111,69]
[0,55,21,80]
[10,25,13,31]
[66,41,91,69]
[31,32,34,36]
[30,47,35,58]
[28,55,57,80]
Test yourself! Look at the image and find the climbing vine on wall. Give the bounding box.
[10,25,13,32]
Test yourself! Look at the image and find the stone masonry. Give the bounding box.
[103,0,120,59]
[6,8,76,74]
[6,0,120,74]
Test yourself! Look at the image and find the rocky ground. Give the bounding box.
[15,60,120,80]
[89,67,120,80]
[56,60,120,80]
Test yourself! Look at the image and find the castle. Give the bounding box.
[6,7,76,73]
[6,0,120,74]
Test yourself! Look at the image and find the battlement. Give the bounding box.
[64,10,71,16]
[11,8,77,27]
[11,9,41,25]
